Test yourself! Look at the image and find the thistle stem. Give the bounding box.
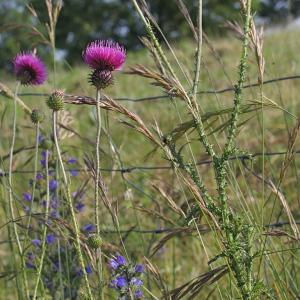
[52,111,93,300]
[95,88,103,299]
[8,82,29,299]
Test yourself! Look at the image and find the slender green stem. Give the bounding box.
[95,88,103,299]
[52,111,93,300]
[32,149,50,300]
[8,82,29,299]
[24,123,40,243]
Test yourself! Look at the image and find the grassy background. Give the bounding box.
[1,27,300,299]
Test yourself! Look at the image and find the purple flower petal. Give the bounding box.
[13,52,47,85]
[82,40,126,71]
[49,179,58,191]
[23,192,32,202]
[46,234,56,244]
[75,202,85,212]
[135,264,145,274]
[69,169,78,177]
[67,158,77,164]
[81,224,95,232]
[32,239,41,247]
[130,278,143,287]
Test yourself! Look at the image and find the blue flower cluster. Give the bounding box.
[23,137,89,299]
[109,255,145,299]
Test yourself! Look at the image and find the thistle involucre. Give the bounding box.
[13,52,47,85]
[82,40,126,89]
[47,90,64,111]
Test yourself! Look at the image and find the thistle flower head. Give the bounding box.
[13,52,47,85]
[82,40,126,71]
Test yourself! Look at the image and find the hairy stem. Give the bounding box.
[95,88,103,299]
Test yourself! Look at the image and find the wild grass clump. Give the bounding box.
[0,0,299,299]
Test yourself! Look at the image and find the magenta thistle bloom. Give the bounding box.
[82,40,126,71]
[13,52,47,85]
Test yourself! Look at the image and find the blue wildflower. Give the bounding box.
[134,289,143,299]
[82,224,96,233]
[32,239,41,247]
[36,173,43,180]
[69,169,78,176]
[67,158,77,164]
[23,192,32,202]
[135,264,145,274]
[75,202,85,212]
[46,234,56,244]
[49,179,58,191]
[130,278,143,287]
[114,276,127,288]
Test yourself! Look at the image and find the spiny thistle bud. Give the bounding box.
[89,69,113,89]
[40,138,52,150]
[46,90,64,111]
[30,109,44,124]
[87,234,102,249]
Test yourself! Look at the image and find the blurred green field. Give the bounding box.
[1,27,300,299]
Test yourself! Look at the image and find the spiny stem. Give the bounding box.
[8,82,29,299]
[95,88,103,299]
[32,149,50,300]
[52,111,93,300]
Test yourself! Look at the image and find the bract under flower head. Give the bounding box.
[82,40,126,71]
[13,52,47,85]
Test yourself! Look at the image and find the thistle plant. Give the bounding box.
[82,39,126,299]
[8,52,47,299]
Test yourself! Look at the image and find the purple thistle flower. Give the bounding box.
[130,278,143,287]
[13,52,47,85]
[82,40,126,71]
[23,192,32,202]
[49,179,58,191]
[46,234,56,244]
[81,223,96,233]
[134,290,143,299]
[135,264,145,274]
[32,239,41,247]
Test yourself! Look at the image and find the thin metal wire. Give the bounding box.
[16,75,300,103]
[1,149,299,176]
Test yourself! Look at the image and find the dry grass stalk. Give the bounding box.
[152,184,186,217]
[127,65,187,101]
[169,265,228,300]
[57,110,74,140]
[268,181,300,240]
[0,82,32,115]
[64,94,161,146]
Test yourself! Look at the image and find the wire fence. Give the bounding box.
[17,74,300,103]
[1,149,299,176]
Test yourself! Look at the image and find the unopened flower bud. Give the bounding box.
[89,69,113,89]
[31,109,44,124]
[46,90,64,111]
[87,234,102,249]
